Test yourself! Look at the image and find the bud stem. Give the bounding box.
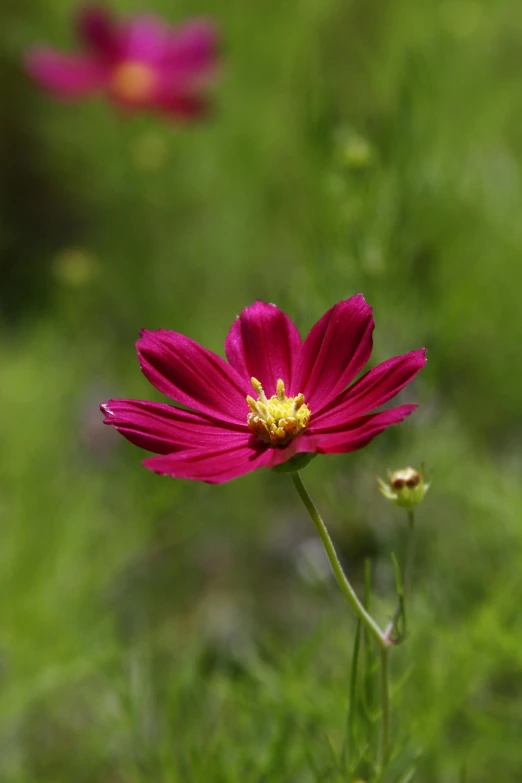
[384,509,416,643]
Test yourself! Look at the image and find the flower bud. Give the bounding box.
[377,466,429,508]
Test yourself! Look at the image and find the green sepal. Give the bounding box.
[272,452,317,474]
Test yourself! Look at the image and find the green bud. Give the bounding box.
[377,466,430,508]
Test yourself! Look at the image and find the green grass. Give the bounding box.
[2,0,522,779]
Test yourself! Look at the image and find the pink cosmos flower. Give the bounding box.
[25,6,219,119]
[101,297,426,483]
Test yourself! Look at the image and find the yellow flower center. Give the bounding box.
[246,377,311,446]
[109,61,156,103]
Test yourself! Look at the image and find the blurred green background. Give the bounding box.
[2,0,522,780]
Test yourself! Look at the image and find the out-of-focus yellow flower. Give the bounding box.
[131,132,169,171]
[334,127,374,170]
[341,132,374,169]
[377,466,430,508]
[53,248,97,286]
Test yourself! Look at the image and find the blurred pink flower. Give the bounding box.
[101,297,426,483]
[25,6,219,120]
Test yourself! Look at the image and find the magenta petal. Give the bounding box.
[312,405,418,454]
[137,329,250,425]
[163,18,219,78]
[294,295,374,412]
[120,16,169,64]
[25,48,106,97]
[312,349,426,429]
[153,84,208,118]
[142,429,317,482]
[101,398,248,454]
[143,440,273,483]
[224,301,302,395]
[76,6,121,61]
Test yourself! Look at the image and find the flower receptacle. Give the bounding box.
[272,453,317,474]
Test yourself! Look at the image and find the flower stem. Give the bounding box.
[377,645,391,780]
[342,615,361,773]
[291,471,388,649]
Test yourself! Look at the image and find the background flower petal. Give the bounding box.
[137,329,250,424]
[294,295,374,411]
[76,6,121,62]
[25,48,106,97]
[153,84,208,118]
[101,398,249,454]
[120,16,169,64]
[163,19,219,80]
[311,404,418,453]
[224,301,302,394]
[311,348,426,429]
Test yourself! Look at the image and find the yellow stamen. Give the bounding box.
[246,377,311,446]
[109,61,156,103]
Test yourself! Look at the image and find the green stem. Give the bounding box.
[384,509,416,643]
[291,471,388,649]
[343,616,361,773]
[404,509,416,596]
[377,645,391,780]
